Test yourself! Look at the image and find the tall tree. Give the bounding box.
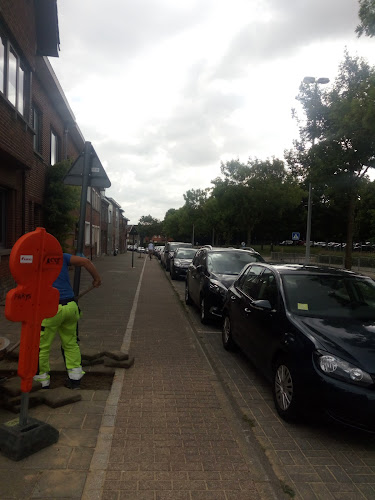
[292,50,375,268]
[44,159,80,250]
[217,158,304,245]
[356,0,375,37]
[137,215,162,241]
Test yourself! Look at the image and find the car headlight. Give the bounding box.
[209,280,227,296]
[316,351,373,387]
[174,261,181,267]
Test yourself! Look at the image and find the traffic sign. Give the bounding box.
[63,143,111,188]
[292,232,300,241]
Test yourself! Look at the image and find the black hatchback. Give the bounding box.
[185,246,264,323]
[222,263,375,432]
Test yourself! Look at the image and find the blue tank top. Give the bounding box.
[53,253,74,300]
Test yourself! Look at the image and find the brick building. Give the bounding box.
[0,1,125,299]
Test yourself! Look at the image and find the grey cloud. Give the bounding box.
[214,0,359,78]
[57,0,215,73]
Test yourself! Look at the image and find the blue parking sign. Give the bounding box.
[292,232,300,241]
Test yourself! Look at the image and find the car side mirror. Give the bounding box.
[253,299,272,310]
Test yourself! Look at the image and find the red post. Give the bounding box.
[5,228,63,393]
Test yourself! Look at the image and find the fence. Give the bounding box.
[270,252,375,276]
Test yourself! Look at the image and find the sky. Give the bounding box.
[50,0,375,225]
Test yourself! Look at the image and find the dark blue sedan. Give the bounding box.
[222,263,375,432]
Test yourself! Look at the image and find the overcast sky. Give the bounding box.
[50,0,375,225]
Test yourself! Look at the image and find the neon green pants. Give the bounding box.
[38,301,82,375]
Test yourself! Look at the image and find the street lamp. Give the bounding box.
[303,76,330,265]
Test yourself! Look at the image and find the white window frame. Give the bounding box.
[50,130,59,165]
[85,221,90,245]
[0,37,26,115]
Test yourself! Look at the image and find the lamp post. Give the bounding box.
[303,76,330,265]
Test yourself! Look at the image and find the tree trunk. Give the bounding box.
[344,189,356,270]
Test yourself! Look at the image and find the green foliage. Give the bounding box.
[44,159,80,250]
[356,0,375,37]
[290,50,375,268]
[137,215,163,241]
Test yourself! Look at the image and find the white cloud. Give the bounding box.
[51,0,375,224]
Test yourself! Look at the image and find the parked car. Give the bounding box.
[170,247,197,280]
[185,246,265,324]
[222,262,375,432]
[162,241,193,271]
[154,245,164,260]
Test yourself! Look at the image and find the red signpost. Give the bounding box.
[0,228,62,460]
[5,227,63,395]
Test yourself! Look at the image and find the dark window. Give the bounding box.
[33,105,42,153]
[257,270,278,308]
[238,265,264,298]
[192,250,202,266]
[0,188,7,248]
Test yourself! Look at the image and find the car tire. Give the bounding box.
[222,314,235,350]
[200,296,209,324]
[185,282,192,305]
[272,357,301,422]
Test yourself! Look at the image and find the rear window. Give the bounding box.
[175,248,196,258]
[170,242,192,251]
[207,251,264,275]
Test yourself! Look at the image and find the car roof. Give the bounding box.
[249,262,367,278]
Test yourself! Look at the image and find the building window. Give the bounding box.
[50,130,59,165]
[8,48,17,107]
[0,38,26,114]
[85,221,90,245]
[0,188,6,248]
[17,65,24,114]
[32,105,42,153]
[0,38,4,93]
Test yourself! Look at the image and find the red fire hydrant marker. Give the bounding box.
[5,228,62,422]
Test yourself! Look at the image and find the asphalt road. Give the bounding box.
[162,262,375,500]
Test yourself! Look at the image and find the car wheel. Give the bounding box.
[222,315,235,350]
[272,358,301,422]
[200,296,209,324]
[185,282,192,305]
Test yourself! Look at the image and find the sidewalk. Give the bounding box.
[0,252,283,499]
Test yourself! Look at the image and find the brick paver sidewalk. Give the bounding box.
[86,255,283,500]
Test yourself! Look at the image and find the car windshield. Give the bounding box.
[282,274,375,320]
[207,252,263,275]
[176,249,196,259]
